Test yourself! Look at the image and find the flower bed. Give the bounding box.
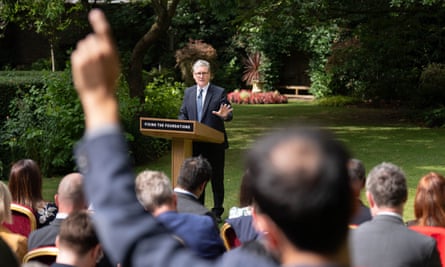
[228,89,288,104]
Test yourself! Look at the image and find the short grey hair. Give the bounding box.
[192,59,211,73]
[135,170,173,212]
[366,162,407,207]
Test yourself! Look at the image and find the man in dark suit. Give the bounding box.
[28,172,87,250]
[173,156,217,225]
[350,162,441,267]
[135,170,225,259]
[71,9,356,267]
[179,59,233,221]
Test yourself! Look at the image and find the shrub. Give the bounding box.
[0,71,50,122]
[414,63,445,108]
[228,89,287,104]
[1,70,83,176]
[315,96,362,107]
[128,69,185,165]
[175,40,217,86]
[421,106,445,128]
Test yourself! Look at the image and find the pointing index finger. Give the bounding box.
[88,9,112,42]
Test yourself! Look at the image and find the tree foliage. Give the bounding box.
[0,0,83,71]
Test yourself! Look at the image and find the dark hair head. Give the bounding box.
[239,169,254,207]
[177,156,212,191]
[348,158,366,182]
[58,210,99,256]
[414,172,445,227]
[246,126,353,255]
[8,159,43,210]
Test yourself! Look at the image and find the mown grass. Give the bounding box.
[44,101,445,222]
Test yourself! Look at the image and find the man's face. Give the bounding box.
[193,66,211,88]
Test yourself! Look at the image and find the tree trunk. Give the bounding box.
[127,0,180,101]
[50,43,55,72]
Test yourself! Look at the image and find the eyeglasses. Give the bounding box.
[194,72,209,76]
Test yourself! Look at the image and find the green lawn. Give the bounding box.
[44,101,445,222]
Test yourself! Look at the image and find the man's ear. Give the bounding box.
[54,194,59,207]
[366,191,375,208]
[92,244,103,263]
[252,207,281,254]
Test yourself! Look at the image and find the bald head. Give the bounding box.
[56,173,87,213]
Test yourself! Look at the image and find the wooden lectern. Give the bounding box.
[140,117,224,186]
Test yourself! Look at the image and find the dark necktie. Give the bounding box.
[197,88,203,121]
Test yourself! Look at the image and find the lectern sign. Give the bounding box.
[141,119,194,132]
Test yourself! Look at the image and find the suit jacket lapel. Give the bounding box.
[190,86,198,121]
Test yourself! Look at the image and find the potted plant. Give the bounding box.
[242,52,263,93]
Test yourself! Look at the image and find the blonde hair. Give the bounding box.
[0,181,12,224]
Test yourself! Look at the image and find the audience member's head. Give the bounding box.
[135,170,174,214]
[414,172,445,227]
[0,181,12,225]
[176,156,212,196]
[366,162,407,214]
[8,159,43,210]
[348,158,366,197]
[55,210,101,267]
[239,169,254,207]
[246,126,353,260]
[55,172,87,213]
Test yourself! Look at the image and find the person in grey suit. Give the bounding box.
[174,156,217,225]
[179,59,233,221]
[135,170,225,259]
[350,162,441,267]
[71,9,355,267]
[28,172,87,250]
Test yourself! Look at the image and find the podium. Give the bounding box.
[140,117,224,186]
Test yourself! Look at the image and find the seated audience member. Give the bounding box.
[348,158,372,225]
[407,172,445,227]
[135,170,225,259]
[28,172,87,250]
[52,210,102,267]
[0,236,19,267]
[174,156,218,225]
[0,181,27,261]
[225,170,260,243]
[350,162,441,267]
[8,159,58,228]
[71,9,355,267]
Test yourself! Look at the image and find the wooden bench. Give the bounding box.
[280,85,314,100]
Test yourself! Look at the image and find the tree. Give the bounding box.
[0,0,83,71]
[127,0,180,100]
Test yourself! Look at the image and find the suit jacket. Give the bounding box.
[350,214,441,267]
[175,191,216,223]
[28,218,63,250]
[179,84,232,148]
[75,130,278,267]
[156,211,225,259]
